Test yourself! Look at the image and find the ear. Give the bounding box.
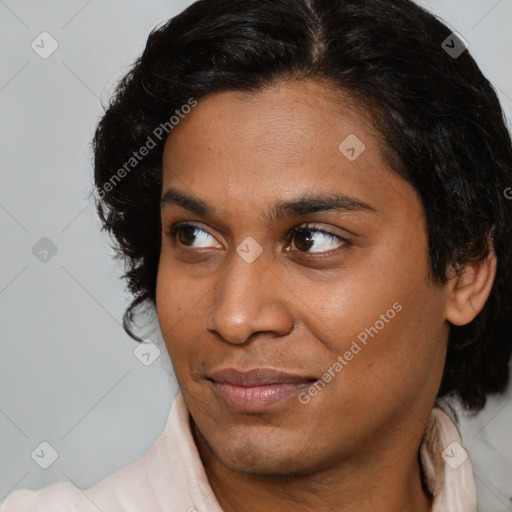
[444,250,497,326]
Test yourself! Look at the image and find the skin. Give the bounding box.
[155,79,496,512]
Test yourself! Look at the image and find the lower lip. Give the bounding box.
[210,380,314,412]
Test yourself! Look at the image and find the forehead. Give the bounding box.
[161,80,420,221]
[164,80,374,168]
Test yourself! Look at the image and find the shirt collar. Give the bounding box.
[420,405,478,511]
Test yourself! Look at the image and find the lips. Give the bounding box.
[208,368,316,412]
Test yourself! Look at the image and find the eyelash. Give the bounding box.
[166,222,352,256]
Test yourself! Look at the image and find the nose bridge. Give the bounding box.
[205,249,293,344]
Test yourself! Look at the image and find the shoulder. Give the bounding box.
[0,448,160,512]
[0,481,98,511]
[0,458,157,511]
[0,395,194,512]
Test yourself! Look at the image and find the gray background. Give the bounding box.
[0,1,511,511]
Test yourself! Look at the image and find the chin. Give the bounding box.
[222,446,313,477]
[203,422,325,477]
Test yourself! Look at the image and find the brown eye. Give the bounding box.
[168,222,221,249]
[177,226,198,246]
[288,225,349,254]
[292,229,315,252]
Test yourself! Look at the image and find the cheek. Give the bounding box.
[321,282,447,419]
[300,237,446,405]
[293,249,425,355]
[155,260,201,368]
[357,233,447,384]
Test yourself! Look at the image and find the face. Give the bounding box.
[156,80,450,476]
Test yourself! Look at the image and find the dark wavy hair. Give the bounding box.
[92,0,512,412]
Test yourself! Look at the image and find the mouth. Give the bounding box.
[207,368,317,412]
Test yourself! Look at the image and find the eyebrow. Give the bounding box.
[160,187,377,225]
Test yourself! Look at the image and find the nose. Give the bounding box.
[204,251,294,345]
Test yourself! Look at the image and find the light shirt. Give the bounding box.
[0,392,478,511]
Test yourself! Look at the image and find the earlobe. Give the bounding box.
[445,251,497,326]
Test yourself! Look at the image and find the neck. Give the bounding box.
[192,420,433,512]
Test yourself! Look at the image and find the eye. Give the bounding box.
[287,224,350,254]
[166,221,350,255]
[168,222,221,249]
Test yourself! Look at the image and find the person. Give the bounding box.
[2,0,511,510]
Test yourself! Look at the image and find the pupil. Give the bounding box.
[295,229,314,251]
[178,227,196,246]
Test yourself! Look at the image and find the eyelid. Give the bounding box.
[288,222,352,242]
[170,220,207,231]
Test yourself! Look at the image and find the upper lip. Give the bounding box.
[208,368,316,386]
